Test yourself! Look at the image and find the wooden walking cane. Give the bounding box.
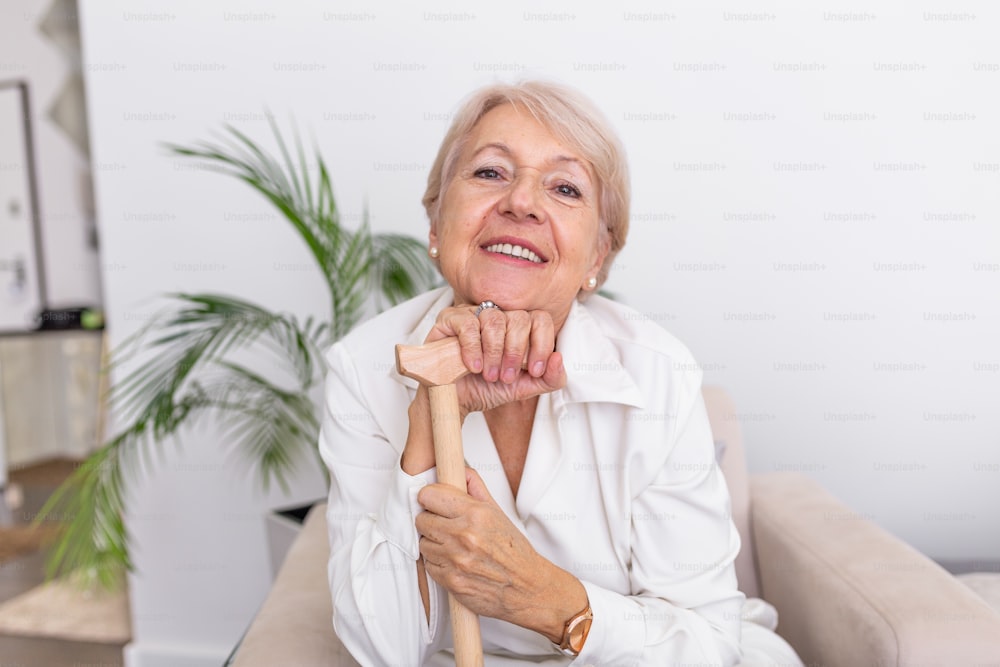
[396,337,484,667]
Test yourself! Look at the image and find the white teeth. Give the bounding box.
[485,243,542,263]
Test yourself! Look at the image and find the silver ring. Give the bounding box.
[474,301,501,318]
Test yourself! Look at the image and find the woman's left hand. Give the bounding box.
[415,468,586,642]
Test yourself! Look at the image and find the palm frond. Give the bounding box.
[372,233,440,309]
[205,360,325,490]
[110,294,323,425]
[36,391,215,587]
[47,119,437,589]
[329,225,373,340]
[166,129,340,304]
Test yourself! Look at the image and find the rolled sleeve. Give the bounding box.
[574,580,645,667]
[377,463,437,559]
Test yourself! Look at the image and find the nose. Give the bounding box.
[500,172,546,224]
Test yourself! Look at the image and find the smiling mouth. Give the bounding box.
[483,242,544,264]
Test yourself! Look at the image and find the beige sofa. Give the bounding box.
[231,387,1000,666]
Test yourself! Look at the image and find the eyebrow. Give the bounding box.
[470,142,588,170]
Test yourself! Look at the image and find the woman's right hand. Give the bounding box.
[400,305,566,475]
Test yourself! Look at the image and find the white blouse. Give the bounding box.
[320,287,746,666]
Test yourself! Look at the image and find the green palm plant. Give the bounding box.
[37,120,438,588]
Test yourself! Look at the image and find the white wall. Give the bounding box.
[79,1,1000,664]
[0,0,102,312]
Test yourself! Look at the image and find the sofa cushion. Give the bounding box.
[231,504,357,667]
[702,385,759,598]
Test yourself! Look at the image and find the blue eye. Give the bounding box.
[556,183,581,198]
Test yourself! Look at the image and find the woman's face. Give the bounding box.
[430,103,609,330]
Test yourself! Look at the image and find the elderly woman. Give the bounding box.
[320,81,801,666]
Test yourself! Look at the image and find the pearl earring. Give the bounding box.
[429,246,439,258]
[586,277,597,289]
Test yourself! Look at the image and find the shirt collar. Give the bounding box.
[556,297,646,409]
[387,287,645,410]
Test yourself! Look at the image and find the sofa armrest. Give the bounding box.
[231,503,357,667]
[751,472,1000,667]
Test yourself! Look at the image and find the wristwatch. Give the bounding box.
[557,603,593,656]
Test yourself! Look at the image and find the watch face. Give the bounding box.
[569,616,592,652]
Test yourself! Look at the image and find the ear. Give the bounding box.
[428,225,439,249]
[587,229,612,278]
